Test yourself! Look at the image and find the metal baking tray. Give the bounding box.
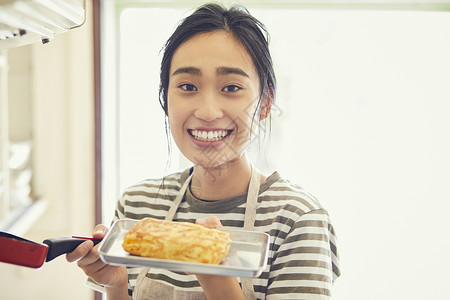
[98,219,269,278]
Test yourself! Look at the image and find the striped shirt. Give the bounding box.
[92,168,340,299]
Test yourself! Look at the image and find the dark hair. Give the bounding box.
[159,3,276,117]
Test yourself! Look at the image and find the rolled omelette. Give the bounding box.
[122,217,230,264]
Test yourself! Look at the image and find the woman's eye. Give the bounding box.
[179,84,197,92]
[222,85,241,92]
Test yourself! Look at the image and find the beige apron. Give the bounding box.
[133,165,261,300]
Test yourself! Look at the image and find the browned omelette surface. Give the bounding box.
[122,218,230,264]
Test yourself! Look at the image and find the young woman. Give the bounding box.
[67,3,340,299]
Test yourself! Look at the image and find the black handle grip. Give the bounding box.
[43,237,101,262]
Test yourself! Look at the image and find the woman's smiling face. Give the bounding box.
[167,30,261,168]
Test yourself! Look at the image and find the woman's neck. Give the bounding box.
[190,156,252,201]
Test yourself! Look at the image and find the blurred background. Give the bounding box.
[1,0,450,299]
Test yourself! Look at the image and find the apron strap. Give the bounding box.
[243,165,260,230]
[165,173,193,221]
[241,164,260,299]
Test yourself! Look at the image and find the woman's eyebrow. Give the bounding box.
[172,67,201,76]
[171,66,249,77]
[216,67,249,77]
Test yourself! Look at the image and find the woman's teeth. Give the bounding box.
[190,129,230,142]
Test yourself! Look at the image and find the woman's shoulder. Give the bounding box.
[115,168,191,220]
[260,171,325,216]
[122,168,191,195]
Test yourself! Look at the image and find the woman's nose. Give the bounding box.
[193,93,224,121]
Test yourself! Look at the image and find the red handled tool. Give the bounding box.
[0,231,101,268]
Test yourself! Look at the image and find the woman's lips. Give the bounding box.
[188,129,233,147]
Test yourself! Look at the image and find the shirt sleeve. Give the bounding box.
[266,209,340,299]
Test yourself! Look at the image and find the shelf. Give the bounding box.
[0,0,86,49]
[0,198,47,236]
[1,45,41,237]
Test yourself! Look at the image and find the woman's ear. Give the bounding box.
[260,86,274,121]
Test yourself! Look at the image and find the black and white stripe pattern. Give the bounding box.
[95,168,340,299]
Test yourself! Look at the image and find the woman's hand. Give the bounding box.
[194,217,246,300]
[66,224,129,300]
[195,216,223,229]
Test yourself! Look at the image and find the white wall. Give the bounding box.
[0,1,96,299]
[259,9,450,300]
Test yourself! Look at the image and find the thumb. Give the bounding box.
[92,224,108,239]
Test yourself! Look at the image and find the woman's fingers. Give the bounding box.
[77,254,107,274]
[66,224,108,263]
[76,241,102,267]
[66,240,94,263]
[65,224,128,289]
[196,216,223,229]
